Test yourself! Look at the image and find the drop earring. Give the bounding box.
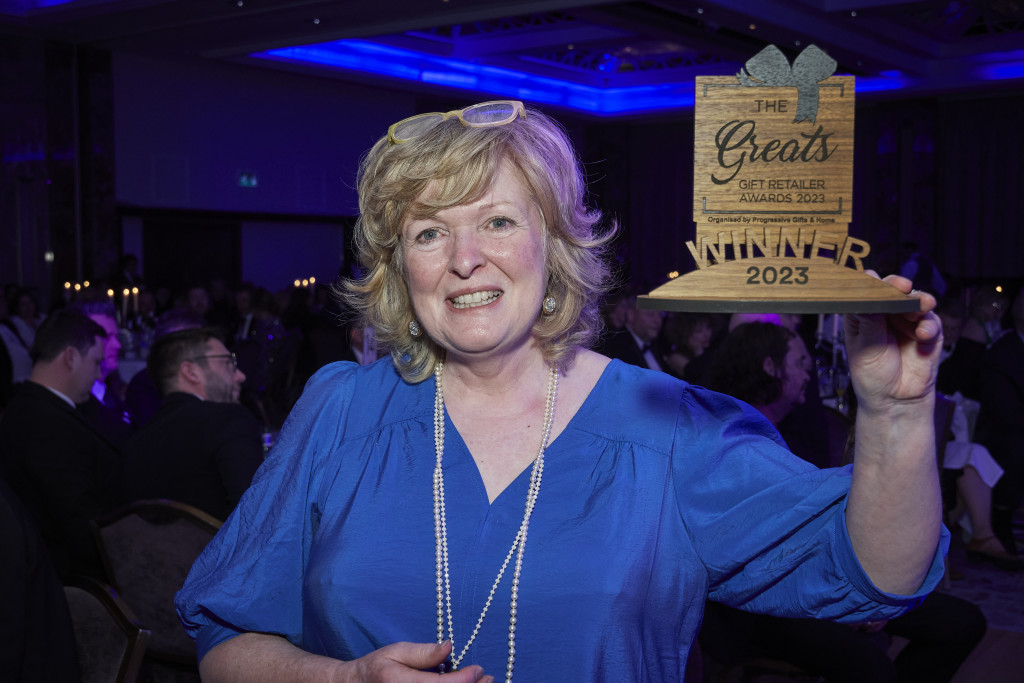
[542,296,557,315]
[409,320,422,337]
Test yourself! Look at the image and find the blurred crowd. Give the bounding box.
[0,256,363,431]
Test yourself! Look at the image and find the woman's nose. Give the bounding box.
[449,230,486,278]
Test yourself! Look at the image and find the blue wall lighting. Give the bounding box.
[252,40,695,116]
[977,61,1024,81]
[251,40,927,115]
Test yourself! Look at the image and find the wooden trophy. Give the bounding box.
[639,44,919,314]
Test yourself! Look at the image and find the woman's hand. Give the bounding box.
[200,634,492,683]
[844,273,943,413]
[843,273,944,595]
[339,641,493,683]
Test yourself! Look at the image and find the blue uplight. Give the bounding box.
[978,62,1024,81]
[250,40,934,115]
[252,40,696,116]
[855,73,908,92]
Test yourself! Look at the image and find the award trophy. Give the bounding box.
[640,44,919,314]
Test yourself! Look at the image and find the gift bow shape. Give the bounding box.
[736,44,837,123]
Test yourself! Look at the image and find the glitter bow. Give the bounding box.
[737,44,837,123]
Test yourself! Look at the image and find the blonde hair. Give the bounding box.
[342,105,614,383]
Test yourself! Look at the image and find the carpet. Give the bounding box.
[942,527,1024,635]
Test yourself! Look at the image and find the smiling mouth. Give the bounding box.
[451,290,502,309]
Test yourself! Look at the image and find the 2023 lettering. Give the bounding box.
[746,265,809,285]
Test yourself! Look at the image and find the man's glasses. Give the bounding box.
[189,353,238,370]
[387,100,526,145]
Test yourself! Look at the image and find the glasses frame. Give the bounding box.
[188,353,238,370]
[387,100,526,145]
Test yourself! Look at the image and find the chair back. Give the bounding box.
[64,576,150,683]
[92,499,221,667]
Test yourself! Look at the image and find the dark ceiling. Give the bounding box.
[2,0,1023,116]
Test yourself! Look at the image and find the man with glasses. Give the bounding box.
[121,328,263,520]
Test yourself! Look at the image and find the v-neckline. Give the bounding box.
[436,359,616,508]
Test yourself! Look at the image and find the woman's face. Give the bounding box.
[402,163,547,363]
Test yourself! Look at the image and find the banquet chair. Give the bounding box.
[64,576,150,683]
[91,499,222,673]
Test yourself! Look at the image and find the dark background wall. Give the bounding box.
[2,35,1021,308]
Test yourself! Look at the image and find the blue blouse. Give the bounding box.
[176,358,946,682]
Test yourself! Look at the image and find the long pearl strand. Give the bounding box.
[433,360,559,682]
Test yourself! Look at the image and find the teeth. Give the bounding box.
[451,290,502,309]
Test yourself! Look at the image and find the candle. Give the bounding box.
[132,286,139,314]
[122,288,130,322]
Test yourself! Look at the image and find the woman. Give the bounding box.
[177,101,947,682]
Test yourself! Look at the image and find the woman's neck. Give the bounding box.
[442,346,551,404]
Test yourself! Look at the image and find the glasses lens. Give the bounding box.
[391,113,446,142]
[462,101,518,126]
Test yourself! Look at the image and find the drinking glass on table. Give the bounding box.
[834,368,851,414]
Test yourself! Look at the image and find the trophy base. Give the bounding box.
[638,259,921,314]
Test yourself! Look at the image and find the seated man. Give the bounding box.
[71,300,131,450]
[596,291,667,372]
[0,309,122,580]
[122,328,263,520]
[124,308,204,428]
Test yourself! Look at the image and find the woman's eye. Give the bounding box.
[416,228,440,243]
[489,217,514,230]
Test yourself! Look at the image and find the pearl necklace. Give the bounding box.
[432,360,559,682]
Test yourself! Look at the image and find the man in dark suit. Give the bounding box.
[597,293,667,371]
[122,328,263,521]
[0,309,122,580]
[71,301,132,451]
[977,286,1024,553]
